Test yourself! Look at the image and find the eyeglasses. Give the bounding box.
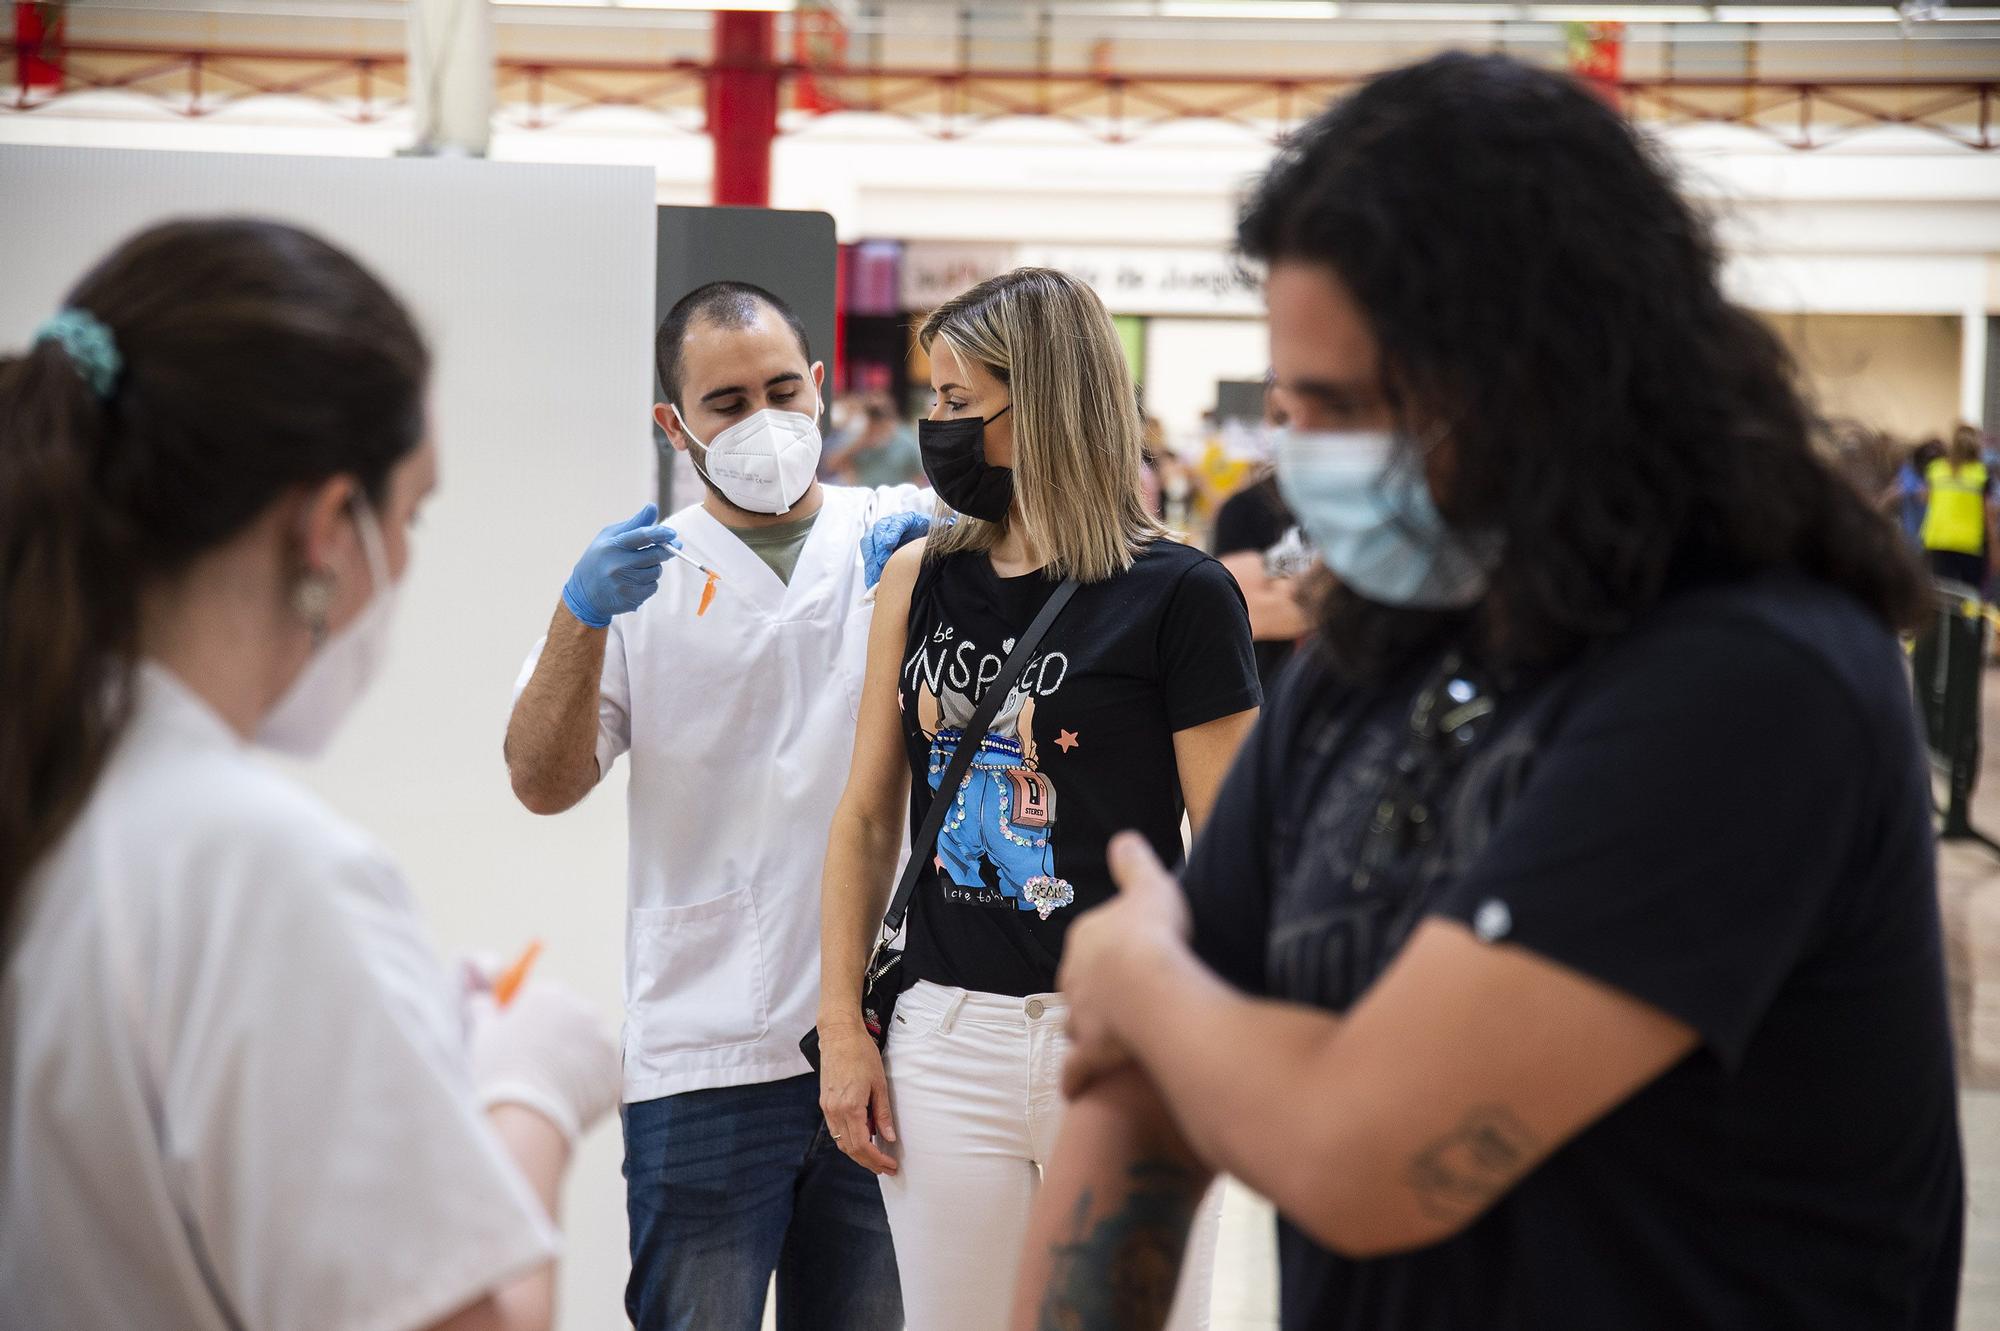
[1351,650,1496,895]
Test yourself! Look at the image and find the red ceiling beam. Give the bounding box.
[6,41,1995,152]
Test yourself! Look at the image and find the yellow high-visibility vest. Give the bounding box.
[1922,458,1989,555]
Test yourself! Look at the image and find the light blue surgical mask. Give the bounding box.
[1272,428,1498,610]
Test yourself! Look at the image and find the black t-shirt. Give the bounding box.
[900,540,1260,997]
[1186,574,1963,1331]
[1211,478,1300,693]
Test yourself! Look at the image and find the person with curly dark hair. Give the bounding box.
[1015,52,1960,1331]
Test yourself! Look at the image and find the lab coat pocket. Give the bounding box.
[628,887,770,1055]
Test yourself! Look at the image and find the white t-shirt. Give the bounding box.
[0,665,556,1331]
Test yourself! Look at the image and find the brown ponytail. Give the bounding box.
[0,219,429,939]
[0,340,138,937]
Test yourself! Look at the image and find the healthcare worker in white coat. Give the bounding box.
[506,281,928,1331]
[0,218,621,1331]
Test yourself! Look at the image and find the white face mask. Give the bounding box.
[257,500,400,758]
[673,390,823,515]
[1272,428,1499,610]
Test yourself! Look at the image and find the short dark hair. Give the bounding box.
[654,281,811,407]
[1239,52,1924,680]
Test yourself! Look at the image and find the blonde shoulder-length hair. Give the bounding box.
[919,267,1168,583]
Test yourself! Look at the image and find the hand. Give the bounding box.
[861,511,932,589]
[817,1024,899,1175]
[1058,832,1193,1100]
[563,503,683,628]
[469,976,621,1144]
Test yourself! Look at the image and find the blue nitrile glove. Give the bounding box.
[861,511,933,589]
[562,504,683,628]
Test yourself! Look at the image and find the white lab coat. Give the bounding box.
[516,483,925,1104]
[0,665,555,1331]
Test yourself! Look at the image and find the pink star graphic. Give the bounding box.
[1055,729,1080,753]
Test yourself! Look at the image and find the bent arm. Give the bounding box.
[1218,551,1309,644]
[1010,1068,1211,1331]
[819,539,925,1037]
[1099,916,1695,1258]
[421,1105,569,1331]
[1173,708,1258,836]
[504,604,608,816]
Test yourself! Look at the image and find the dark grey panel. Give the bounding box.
[1216,378,1269,424]
[653,206,839,508]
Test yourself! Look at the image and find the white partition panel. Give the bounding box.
[0,145,656,1331]
[1144,315,1275,445]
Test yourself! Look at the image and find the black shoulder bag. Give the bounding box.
[801,575,1080,1070]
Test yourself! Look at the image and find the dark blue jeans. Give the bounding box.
[622,1072,902,1331]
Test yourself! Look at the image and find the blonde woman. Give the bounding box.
[817,268,1261,1328]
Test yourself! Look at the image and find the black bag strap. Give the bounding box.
[879,575,1080,939]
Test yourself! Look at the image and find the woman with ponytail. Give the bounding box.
[0,219,619,1331]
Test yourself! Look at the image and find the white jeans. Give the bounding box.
[878,980,1220,1331]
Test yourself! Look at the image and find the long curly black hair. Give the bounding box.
[1240,52,1926,682]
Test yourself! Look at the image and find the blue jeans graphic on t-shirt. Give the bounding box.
[928,728,1072,918]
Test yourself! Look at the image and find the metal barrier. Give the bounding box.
[1912,578,2000,853]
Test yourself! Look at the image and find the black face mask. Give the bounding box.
[919,404,1013,523]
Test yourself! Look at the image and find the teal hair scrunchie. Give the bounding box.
[36,308,122,400]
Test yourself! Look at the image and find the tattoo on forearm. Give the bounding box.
[1037,1159,1201,1331]
[1405,1104,1540,1222]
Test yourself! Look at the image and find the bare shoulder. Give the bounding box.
[877,537,930,609]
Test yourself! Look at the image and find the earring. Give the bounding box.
[293,571,335,648]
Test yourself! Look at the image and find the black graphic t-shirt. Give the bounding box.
[900,539,1260,997]
[1185,574,1964,1331]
